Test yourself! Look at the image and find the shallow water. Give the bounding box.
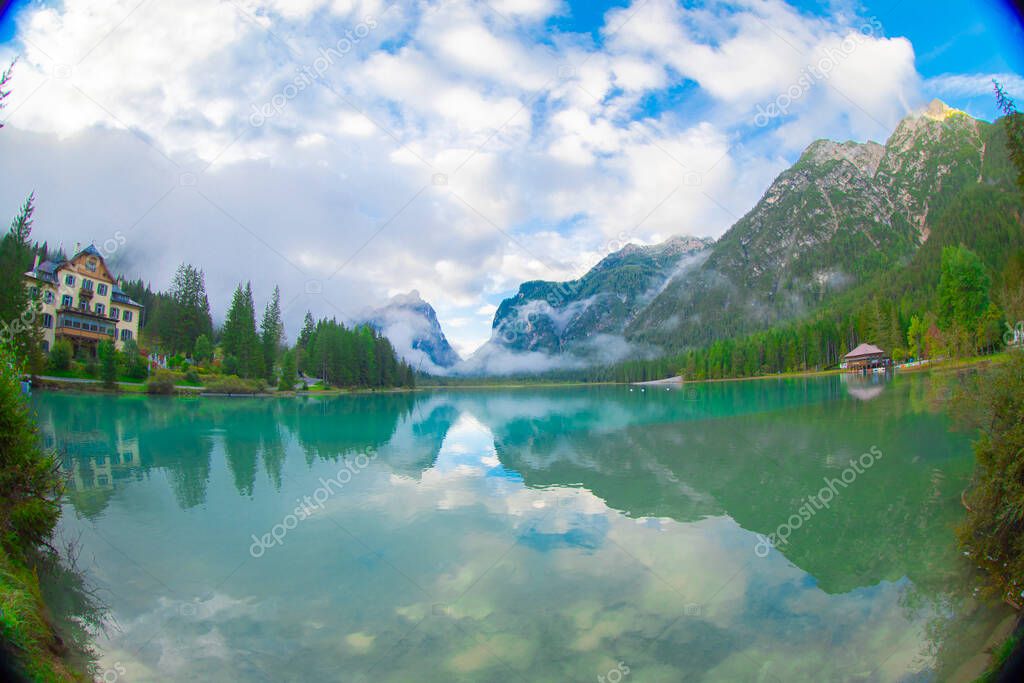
[34,373,1010,682]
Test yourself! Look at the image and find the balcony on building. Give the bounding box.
[56,308,117,344]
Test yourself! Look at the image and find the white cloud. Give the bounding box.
[924,72,1024,99]
[487,0,564,22]
[0,0,945,355]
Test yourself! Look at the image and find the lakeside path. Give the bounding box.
[32,375,203,391]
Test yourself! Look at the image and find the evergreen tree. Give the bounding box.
[193,334,213,364]
[999,251,1024,327]
[277,349,297,391]
[994,81,1024,193]
[297,311,315,348]
[168,264,213,354]
[0,194,43,368]
[119,278,158,327]
[221,283,263,379]
[296,317,412,388]
[98,340,118,388]
[260,286,283,383]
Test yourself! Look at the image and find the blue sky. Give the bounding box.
[0,0,1022,367]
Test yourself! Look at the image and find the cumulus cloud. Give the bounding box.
[0,0,934,353]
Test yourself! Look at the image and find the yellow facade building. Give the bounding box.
[24,244,144,355]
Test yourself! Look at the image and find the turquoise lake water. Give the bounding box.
[33,373,1011,682]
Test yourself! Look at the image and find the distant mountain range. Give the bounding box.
[628,99,1000,350]
[489,235,713,356]
[408,100,1020,374]
[362,291,461,373]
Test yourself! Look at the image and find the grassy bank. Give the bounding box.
[0,548,84,682]
[2,342,86,681]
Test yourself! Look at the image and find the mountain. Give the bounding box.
[363,291,461,372]
[625,100,1006,350]
[486,235,713,357]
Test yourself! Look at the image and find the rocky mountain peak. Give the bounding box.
[388,289,426,307]
[363,291,461,370]
[922,98,964,122]
[800,139,885,177]
[610,235,712,261]
[885,98,976,154]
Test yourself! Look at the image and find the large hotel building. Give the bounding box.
[24,243,144,354]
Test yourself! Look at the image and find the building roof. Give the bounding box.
[25,259,60,283]
[844,343,886,360]
[75,244,103,259]
[24,243,144,309]
[111,284,143,308]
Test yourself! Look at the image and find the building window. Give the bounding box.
[79,301,89,312]
[123,310,133,322]
[41,340,49,353]
[120,329,133,341]
[97,283,109,296]
[110,307,120,320]
[64,274,75,286]
[82,279,94,291]
[95,304,105,316]
[44,291,55,304]
[42,313,53,329]
[85,257,98,272]
[61,295,73,308]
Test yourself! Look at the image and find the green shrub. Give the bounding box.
[183,369,201,386]
[82,357,97,378]
[956,351,1024,605]
[47,339,72,372]
[0,344,61,557]
[120,339,148,380]
[205,376,263,394]
[146,370,177,395]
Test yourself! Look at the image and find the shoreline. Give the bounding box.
[28,352,1012,398]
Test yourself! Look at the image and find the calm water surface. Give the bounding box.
[34,373,1011,682]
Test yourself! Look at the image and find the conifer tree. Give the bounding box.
[0,194,43,368]
[260,286,283,383]
[170,264,214,354]
[222,282,264,379]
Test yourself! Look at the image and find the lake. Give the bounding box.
[34,373,1012,682]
